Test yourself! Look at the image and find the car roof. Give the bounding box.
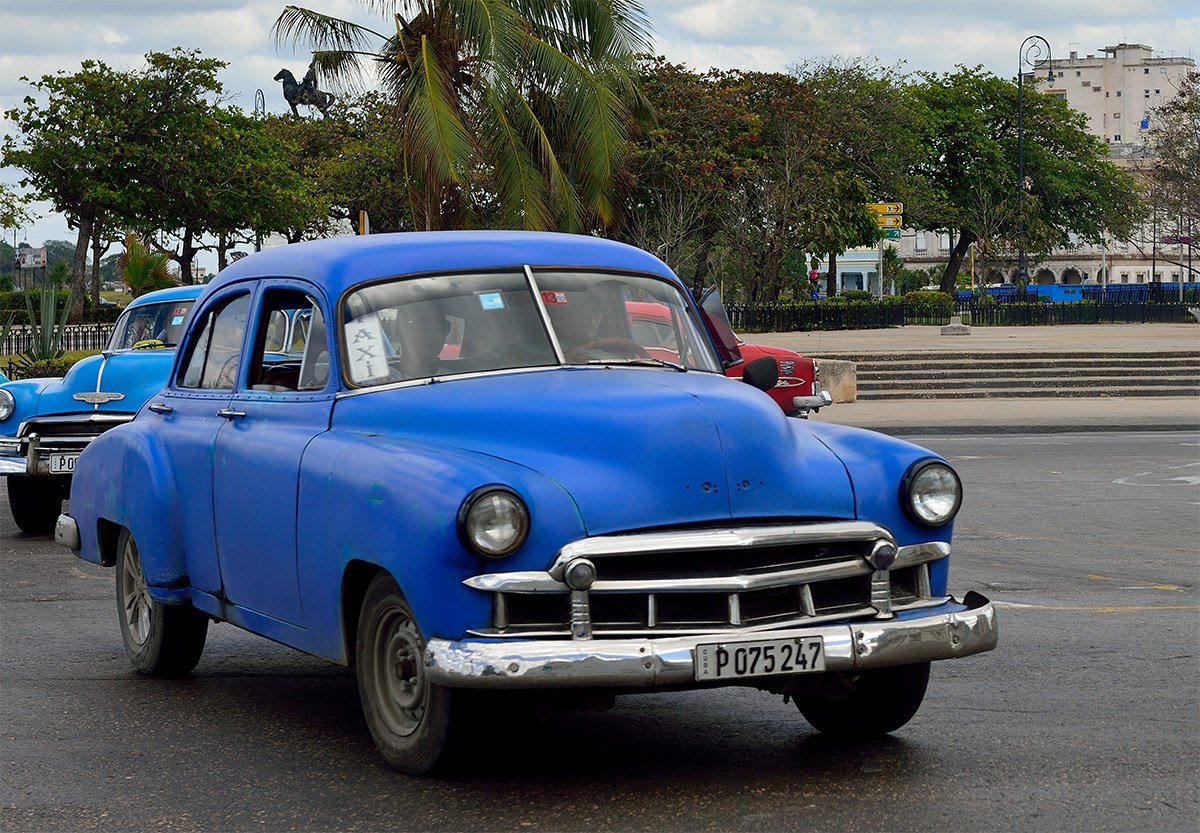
[208,231,678,299]
[126,284,206,308]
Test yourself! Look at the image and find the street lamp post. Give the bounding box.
[1017,35,1053,286]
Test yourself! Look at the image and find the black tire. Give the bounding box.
[356,573,460,775]
[115,528,208,677]
[795,662,931,737]
[8,476,66,535]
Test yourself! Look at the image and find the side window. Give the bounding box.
[178,294,251,390]
[247,289,328,392]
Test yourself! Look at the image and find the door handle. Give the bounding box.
[216,407,247,420]
[147,402,173,414]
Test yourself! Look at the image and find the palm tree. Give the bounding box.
[272,0,650,231]
[118,232,177,298]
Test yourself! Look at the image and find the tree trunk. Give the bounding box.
[69,209,94,323]
[177,229,196,285]
[940,229,977,293]
[826,252,838,297]
[218,231,228,272]
[691,227,717,299]
[89,227,111,305]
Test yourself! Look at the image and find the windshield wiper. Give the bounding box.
[584,358,688,372]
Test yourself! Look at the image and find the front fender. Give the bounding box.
[295,433,587,661]
[801,421,956,595]
[69,421,189,587]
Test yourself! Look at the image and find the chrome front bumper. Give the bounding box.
[792,385,833,412]
[426,592,996,689]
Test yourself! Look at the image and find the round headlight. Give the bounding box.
[902,460,962,527]
[459,487,529,558]
[0,389,14,422]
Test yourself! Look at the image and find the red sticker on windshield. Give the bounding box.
[541,291,568,305]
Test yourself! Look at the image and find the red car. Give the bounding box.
[627,293,832,417]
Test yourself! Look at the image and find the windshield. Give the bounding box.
[340,269,720,387]
[106,299,196,351]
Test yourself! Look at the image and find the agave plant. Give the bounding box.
[273,0,650,231]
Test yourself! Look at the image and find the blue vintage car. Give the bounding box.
[0,285,203,533]
[57,232,996,774]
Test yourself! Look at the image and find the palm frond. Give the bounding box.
[481,86,550,228]
[272,6,386,54]
[402,35,477,186]
[510,91,584,230]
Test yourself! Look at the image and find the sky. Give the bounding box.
[1,0,1197,269]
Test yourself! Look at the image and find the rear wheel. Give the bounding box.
[115,528,208,677]
[794,662,931,737]
[7,476,65,535]
[356,573,460,775]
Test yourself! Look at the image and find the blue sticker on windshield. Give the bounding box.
[171,316,185,325]
[479,293,505,311]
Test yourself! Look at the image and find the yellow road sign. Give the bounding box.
[875,215,903,228]
[866,202,904,214]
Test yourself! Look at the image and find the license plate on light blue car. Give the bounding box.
[48,454,78,473]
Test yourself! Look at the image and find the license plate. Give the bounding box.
[48,454,78,474]
[695,636,825,681]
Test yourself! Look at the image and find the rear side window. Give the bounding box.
[178,294,251,390]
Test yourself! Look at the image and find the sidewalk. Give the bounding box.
[751,323,1200,435]
[807,396,1199,435]
[751,322,1200,355]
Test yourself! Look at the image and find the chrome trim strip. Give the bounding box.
[895,541,950,568]
[465,602,888,639]
[17,413,132,436]
[524,264,567,364]
[0,457,26,475]
[552,522,892,567]
[467,537,950,596]
[428,594,997,689]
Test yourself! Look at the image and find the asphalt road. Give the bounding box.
[1,432,1197,832]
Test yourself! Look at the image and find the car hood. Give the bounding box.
[332,368,855,535]
[24,350,176,418]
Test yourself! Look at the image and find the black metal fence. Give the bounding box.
[727,298,1198,332]
[727,302,906,331]
[2,324,115,356]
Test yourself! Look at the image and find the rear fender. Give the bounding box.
[70,422,188,588]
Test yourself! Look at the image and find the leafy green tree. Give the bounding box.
[144,106,319,276]
[272,0,650,231]
[907,66,1143,291]
[792,59,929,296]
[1147,69,1199,275]
[2,50,230,317]
[618,58,762,294]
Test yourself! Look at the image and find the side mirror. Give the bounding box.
[741,356,779,392]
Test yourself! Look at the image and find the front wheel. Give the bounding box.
[115,528,208,677]
[7,475,66,535]
[794,662,931,737]
[356,573,460,775]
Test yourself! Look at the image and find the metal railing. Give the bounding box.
[2,324,115,356]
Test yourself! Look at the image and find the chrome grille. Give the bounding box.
[465,522,946,639]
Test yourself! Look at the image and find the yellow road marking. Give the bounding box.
[996,601,1199,613]
[1086,574,1186,591]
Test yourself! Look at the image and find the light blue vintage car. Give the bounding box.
[57,232,996,774]
[0,285,202,533]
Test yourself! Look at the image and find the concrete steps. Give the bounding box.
[815,350,1200,400]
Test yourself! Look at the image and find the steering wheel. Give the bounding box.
[576,337,652,360]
